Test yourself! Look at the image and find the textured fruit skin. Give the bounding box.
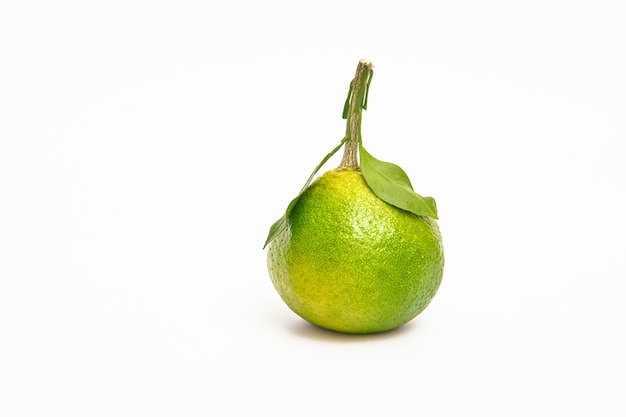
[267,169,444,334]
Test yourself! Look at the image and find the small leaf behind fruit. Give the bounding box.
[359,144,438,219]
[263,194,300,249]
[263,136,349,249]
[264,215,287,249]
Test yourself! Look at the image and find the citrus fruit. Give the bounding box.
[267,168,444,334]
[263,59,444,334]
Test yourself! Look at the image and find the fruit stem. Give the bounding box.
[339,59,374,169]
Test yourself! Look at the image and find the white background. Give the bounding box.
[1,1,625,416]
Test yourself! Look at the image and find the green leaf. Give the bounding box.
[342,83,353,119]
[263,136,349,249]
[263,215,288,249]
[359,144,438,219]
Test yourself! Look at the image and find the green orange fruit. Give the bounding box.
[267,168,444,334]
